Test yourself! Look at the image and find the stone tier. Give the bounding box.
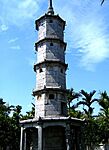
[32,86,67,97]
[35,38,67,51]
[33,59,68,72]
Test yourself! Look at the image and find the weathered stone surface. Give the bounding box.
[43,126,66,150]
[34,11,67,118]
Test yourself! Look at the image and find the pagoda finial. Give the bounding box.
[47,0,54,15]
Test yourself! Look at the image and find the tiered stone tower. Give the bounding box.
[20,1,83,150]
[33,0,67,118]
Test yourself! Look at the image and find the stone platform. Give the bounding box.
[20,117,84,150]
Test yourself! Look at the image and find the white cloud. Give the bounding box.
[0,0,44,27]
[55,0,109,71]
[8,38,18,43]
[1,24,8,31]
[8,37,20,50]
[73,20,109,70]
[10,45,21,50]
[1,0,109,71]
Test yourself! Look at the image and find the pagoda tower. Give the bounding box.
[33,0,67,118]
[20,1,84,150]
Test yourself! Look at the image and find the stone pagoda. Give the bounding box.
[20,0,84,150]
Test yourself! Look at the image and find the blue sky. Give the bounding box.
[0,0,109,114]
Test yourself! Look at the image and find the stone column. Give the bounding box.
[66,123,72,150]
[38,126,43,150]
[24,130,27,150]
[20,127,24,150]
[66,138,70,150]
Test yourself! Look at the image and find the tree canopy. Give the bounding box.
[67,89,109,149]
[0,88,109,149]
[0,99,34,150]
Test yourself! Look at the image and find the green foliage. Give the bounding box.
[0,98,35,149]
[66,89,109,148]
[99,91,109,118]
[0,98,22,150]
[98,91,109,144]
[77,90,98,119]
[82,118,101,148]
[66,88,81,117]
[21,103,35,120]
[0,88,109,149]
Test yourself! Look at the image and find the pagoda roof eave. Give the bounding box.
[35,14,66,30]
[35,38,67,51]
[33,60,68,72]
[20,116,84,126]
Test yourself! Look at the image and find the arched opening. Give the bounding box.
[24,127,38,150]
[43,126,66,150]
[70,125,81,150]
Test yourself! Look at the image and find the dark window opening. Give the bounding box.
[50,42,53,46]
[49,94,54,99]
[61,68,63,73]
[61,102,66,115]
[39,68,43,73]
[49,20,53,23]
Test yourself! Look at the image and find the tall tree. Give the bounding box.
[98,91,109,144]
[66,88,80,117]
[10,105,22,149]
[77,90,98,119]
[77,90,99,149]
[0,98,14,149]
[0,98,22,150]
[99,91,109,118]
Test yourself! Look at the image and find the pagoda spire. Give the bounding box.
[47,0,54,15]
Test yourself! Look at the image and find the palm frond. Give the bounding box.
[77,101,88,107]
[91,98,98,104]
[90,90,96,97]
[101,0,105,5]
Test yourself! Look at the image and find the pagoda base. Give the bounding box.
[20,117,84,150]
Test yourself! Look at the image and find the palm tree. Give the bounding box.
[26,103,35,118]
[99,91,109,118]
[98,91,109,144]
[101,0,105,5]
[66,88,81,117]
[77,90,98,119]
[77,90,99,150]
[22,103,35,120]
